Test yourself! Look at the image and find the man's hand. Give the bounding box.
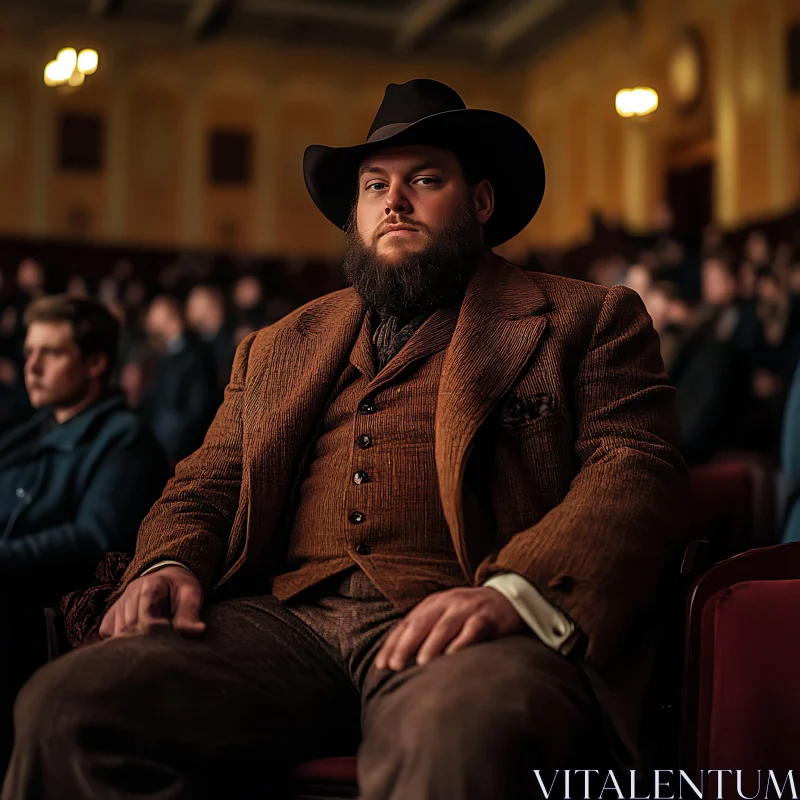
[98,566,206,639]
[374,586,526,672]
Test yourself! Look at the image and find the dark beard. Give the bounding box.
[342,202,484,317]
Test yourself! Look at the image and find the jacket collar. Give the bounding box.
[35,392,128,452]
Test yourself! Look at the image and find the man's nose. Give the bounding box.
[26,354,42,374]
[385,183,412,216]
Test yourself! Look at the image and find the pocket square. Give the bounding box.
[499,393,559,427]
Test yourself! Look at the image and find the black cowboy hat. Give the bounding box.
[303,79,545,248]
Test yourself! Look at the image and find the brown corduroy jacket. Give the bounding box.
[116,256,688,755]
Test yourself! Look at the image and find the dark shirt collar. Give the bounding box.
[37,391,128,452]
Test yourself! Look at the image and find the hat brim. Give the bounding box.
[303,108,545,248]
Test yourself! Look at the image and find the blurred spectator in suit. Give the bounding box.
[185,285,235,388]
[0,296,169,771]
[231,274,267,345]
[670,255,754,463]
[641,281,692,374]
[139,295,220,466]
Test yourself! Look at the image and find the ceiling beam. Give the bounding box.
[186,0,237,38]
[240,0,397,29]
[483,0,569,59]
[394,0,463,52]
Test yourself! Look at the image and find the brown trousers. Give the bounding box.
[2,569,609,799]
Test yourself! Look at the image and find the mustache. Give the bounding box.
[372,216,428,243]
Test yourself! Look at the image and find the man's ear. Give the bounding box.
[472,179,494,226]
[85,352,109,382]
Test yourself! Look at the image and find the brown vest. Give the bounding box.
[270,307,470,609]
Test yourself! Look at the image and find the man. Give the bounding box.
[0,295,169,596]
[671,254,755,462]
[184,284,236,388]
[0,295,169,774]
[3,80,687,799]
[138,294,221,465]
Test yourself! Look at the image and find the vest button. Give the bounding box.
[355,543,371,556]
[358,399,376,414]
[353,471,369,485]
[356,434,372,449]
[349,511,365,524]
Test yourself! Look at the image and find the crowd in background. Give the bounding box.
[1,215,800,467]
[0,257,301,465]
[583,223,800,464]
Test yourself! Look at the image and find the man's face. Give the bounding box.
[24,322,93,409]
[344,145,493,316]
[356,145,473,263]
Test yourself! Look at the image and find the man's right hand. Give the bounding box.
[98,566,206,639]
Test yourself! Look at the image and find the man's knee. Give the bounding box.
[364,637,602,766]
[14,633,174,743]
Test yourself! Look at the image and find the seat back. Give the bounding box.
[688,458,776,560]
[681,542,800,776]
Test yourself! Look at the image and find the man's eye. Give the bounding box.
[415,177,439,186]
[366,182,386,191]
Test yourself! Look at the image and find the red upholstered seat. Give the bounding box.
[682,542,800,776]
[291,756,358,799]
[700,580,800,771]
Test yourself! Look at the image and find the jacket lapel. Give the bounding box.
[436,257,549,579]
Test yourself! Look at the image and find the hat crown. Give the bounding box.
[367,79,467,141]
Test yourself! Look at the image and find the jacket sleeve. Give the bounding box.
[474,285,689,666]
[113,332,257,597]
[0,429,168,588]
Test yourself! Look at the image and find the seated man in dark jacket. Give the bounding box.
[0,295,169,771]
[0,295,169,597]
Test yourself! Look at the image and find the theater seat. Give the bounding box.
[681,542,800,776]
[688,456,777,559]
[290,756,358,799]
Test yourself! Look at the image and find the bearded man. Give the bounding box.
[2,79,687,799]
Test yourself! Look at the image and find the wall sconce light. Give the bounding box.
[615,87,659,118]
[44,48,99,88]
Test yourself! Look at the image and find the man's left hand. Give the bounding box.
[374,586,526,672]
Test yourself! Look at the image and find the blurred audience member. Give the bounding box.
[669,255,753,463]
[0,295,168,595]
[66,275,90,299]
[15,259,47,303]
[231,274,267,343]
[624,263,652,298]
[185,285,235,387]
[642,281,689,373]
[745,229,770,271]
[139,295,220,465]
[701,222,723,258]
[119,344,157,410]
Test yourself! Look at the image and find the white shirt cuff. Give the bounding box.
[484,572,581,656]
[140,560,194,577]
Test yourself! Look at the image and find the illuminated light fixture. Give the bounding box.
[615,87,659,118]
[77,49,98,74]
[43,47,99,88]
